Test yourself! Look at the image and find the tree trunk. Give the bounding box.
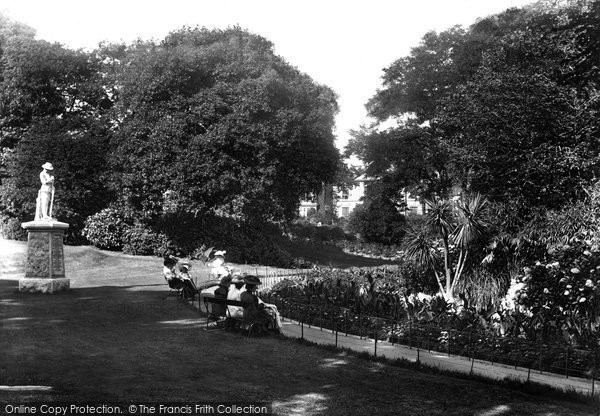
[442,233,452,301]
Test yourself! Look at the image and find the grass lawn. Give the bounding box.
[0,241,597,415]
[1,238,396,287]
[285,240,398,268]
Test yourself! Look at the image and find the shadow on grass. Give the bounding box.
[0,279,596,416]
[285,241,398,268]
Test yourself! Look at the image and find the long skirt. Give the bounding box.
[261,303,282,331]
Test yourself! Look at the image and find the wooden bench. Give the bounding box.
[203,296,260,337]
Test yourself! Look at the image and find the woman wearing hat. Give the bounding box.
[212,274,232,316]
[198,250,231,312]
[240,275,280,334]
[178,262,198,300]
[226,274,246,319]
[163,255,184,293]
[210,250,231,280]
[36,162,55,220]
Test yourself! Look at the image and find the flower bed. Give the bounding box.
[263,268,600,379]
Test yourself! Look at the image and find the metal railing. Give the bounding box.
[193,266,311,289]
[266,295,600,396]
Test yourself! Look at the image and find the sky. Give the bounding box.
[0,0,536,153]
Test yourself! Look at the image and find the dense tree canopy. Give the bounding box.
[105,27,339,223]
[0,22,341,246]
[348,1,600,214]
[0,16,113,240]
[347,195,406,245]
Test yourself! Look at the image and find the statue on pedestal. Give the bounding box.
[36,162,55,221]
[20,162,69,293]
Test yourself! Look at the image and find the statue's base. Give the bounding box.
[21,220,70,230]
[21,220,69,287]
[19,278,70,294]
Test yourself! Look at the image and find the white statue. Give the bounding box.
[36,162,55,221]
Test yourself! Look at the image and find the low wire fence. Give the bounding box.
[194,268,600,393]
[194,266,311,289]
[265,296,599,390]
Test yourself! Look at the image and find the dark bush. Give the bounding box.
[0,215,27,240]
[82,208,128,250]
[82,208,308,267]
[157,213,295,267]
[347,199,406,245]
[122,223,173,256]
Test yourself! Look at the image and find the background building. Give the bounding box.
[299,174,425,219]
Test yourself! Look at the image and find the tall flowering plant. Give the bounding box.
[517,239,600,347]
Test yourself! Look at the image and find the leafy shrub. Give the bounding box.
[454,266,511,312]
[82,207,333,267]
[182,215,295,267]
[82,208,128,250]
[512,183,600,347]
[227,230,293,267]
[347,199,406,244]
[399,260,438,294]
[517,239,600,347]
[266,266,409,318]
[0,215,27,240]
[122,223,173,256]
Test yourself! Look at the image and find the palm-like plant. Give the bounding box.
[404,193,492,302]
[451,193,491,293]
[404,226,445,294]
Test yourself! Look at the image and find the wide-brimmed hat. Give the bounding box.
[163,255,178,266]
[213,250,226,257]
[219,275,232,286]
[42,162,54,170]
[243,275,262,286]
[231,273,245,284]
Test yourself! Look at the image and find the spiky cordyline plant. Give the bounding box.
[404,193,491,302]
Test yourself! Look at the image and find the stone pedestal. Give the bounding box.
[19,220,70,293]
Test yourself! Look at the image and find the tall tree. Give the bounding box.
[0,15,36,177]
[0,20,114,240]
[348,1,600,214]
[106,27,340,223]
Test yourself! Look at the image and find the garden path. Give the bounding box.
[277,318,598,397]
[190,270,599,398]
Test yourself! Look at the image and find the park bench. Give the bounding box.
[165,276,204,301]
[203,296,261,337]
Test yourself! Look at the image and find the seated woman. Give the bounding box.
[199,249,231,309]
[240,275,281,334]
[210,250,230,280]
[257,294,282,333]
[212,275,232,318]
[227,274,246,319]
[178,263,198,300]
[163,255,184,294]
